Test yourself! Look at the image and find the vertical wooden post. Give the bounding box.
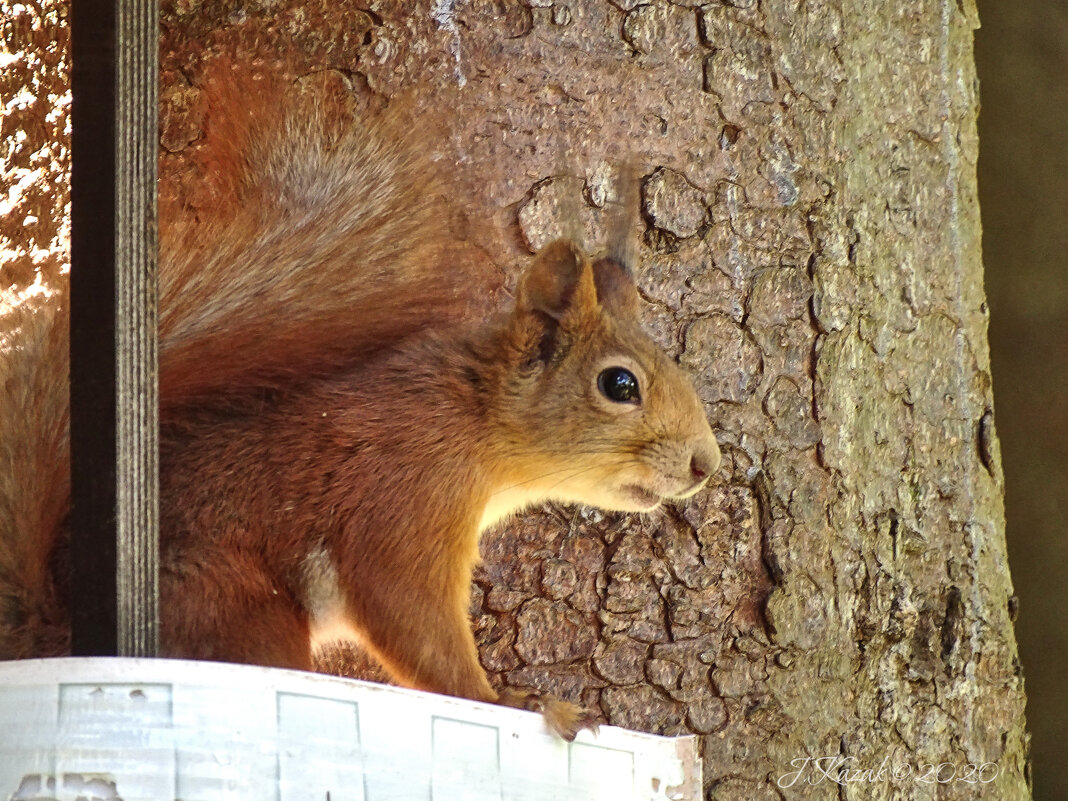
[69,0,159,657]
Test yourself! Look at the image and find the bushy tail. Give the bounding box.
[160,67,490,410]
[0,66,493,657]
[0,287,71,658]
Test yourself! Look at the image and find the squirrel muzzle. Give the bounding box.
[484,239,721,520]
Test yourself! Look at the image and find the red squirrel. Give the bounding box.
[0,72,720,739]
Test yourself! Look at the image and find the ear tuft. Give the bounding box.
[591,257,640,317]
[516,239,589,320]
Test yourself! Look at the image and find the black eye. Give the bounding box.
[598,366,640,403]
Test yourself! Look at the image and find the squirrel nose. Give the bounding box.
[689,440,721,483]
[690,456,707,481]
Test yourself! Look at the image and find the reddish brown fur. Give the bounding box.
[0,72,719,739]
[0,289,71,658]
[159,66,487,411]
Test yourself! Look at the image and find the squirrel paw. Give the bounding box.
[497,688,600,741]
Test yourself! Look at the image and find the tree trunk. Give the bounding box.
[5,0,1030,798]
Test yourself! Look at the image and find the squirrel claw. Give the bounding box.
[541,698,601,741]
[497,689,600,741]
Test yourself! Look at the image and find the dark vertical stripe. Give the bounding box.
[70,0,159,657]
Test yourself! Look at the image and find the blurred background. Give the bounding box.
[975,3,1067,799]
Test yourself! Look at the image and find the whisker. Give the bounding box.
[540,462,611,496]
[486,453,645,499]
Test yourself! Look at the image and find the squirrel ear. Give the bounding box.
[516,239,599,321]
[591,256,641,317]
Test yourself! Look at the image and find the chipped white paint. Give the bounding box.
[0,657,701,801]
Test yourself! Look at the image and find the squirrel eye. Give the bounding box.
[598,366,640,404]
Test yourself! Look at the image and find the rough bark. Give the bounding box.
[3,1,1030,798]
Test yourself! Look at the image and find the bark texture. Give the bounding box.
[4,1,1030,798]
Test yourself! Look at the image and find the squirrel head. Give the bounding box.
[487,239,720,519]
